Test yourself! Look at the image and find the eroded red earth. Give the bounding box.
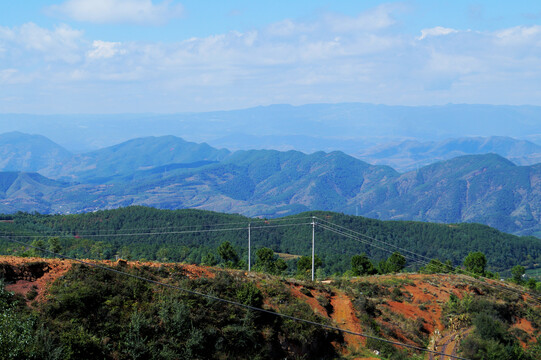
[2,257,539,358]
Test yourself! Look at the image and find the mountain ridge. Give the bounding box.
[0,132,539,236]
[2,103,541,152]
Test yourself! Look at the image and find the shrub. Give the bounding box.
[236,282,263,308]
[26,288,38,301]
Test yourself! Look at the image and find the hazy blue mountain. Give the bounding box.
[0,132,72,172]
[207,133,381,154]
[45,135,230,182]
[212,149,398,211]
[357,136,541,172]
[71,149,396,218]
[353,154,541,235]
[2,103,540,152]
[0,132,539,236]
[0,172,69,213]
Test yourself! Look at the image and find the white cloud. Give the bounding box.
[0,69,19,84]
[0,68,36,85]
[0,23,83,63]
[3,6,541,112]
[266,19,316,37]
[495,25,541,46]
[49,0,183,25]
[418,26,459,40]
[324,4,400,33]
[87,40,126,59]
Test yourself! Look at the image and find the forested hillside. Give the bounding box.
[2,207,539,275]
[355,154,541,236]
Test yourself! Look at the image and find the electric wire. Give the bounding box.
[4,222,311,239]
[317,223,422,263]
[315,216,434,263]
[1,235,470,360]
[316,219,541,306]
[2,216,314,236]
[5,216,540,304]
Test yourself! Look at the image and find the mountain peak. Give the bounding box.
[0,132,72,173]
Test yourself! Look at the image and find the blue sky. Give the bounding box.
[1,1,541,113]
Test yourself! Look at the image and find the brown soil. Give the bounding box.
[330,290,366,351]
[0,256,215,304]
[2,256,73,303]
[367,274,472,334]
[513,318,536,347]
[289,284,329,317]
[514,318,535,333]
[2,256,539,358]
[276,252,301,261]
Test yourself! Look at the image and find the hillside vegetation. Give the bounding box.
[1,256,540,359]
[1,207,540,276]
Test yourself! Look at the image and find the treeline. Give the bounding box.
[1,207,540,275]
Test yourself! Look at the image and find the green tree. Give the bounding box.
[0,281,35,360]
[275,258,287,274]
[463,252,487,276]
[156,247,170,262]
[124,312,151,360]
[202,252,218,266]
[90,241,111,259]
[379,252,406,274]
[218,241,239,266]
[29,239,46,257]
[297,255,322,279]
[236,282,263,307]
[48,237,62,254]
[254,247,287,275]
[511,265,525,284]
[351,254,376,276]
[255,248,275,271]
[526,278,537,290]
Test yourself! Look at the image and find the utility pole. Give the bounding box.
[248,223,251,272]
[311,217,315,281]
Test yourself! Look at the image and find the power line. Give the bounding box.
[3,216,314,236]
[316,219,541,306]
[317,223,422,263]
[315,216,433,263]
[0,235,470,360]
[5,215,541,305]
[4,221,312,239]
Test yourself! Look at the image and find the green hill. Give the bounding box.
[356,154,541,235]
[46,135,231,182]
[3,207,540,275]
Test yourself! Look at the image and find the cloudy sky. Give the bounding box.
[1,0,541,113]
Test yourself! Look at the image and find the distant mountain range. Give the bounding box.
[356,136,541,172]
[2,103,540,153]
[212,134,541,172]
[0,131,539,237]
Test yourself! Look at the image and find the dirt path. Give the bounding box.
[330,290,365,352]
[428,328,471,360]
